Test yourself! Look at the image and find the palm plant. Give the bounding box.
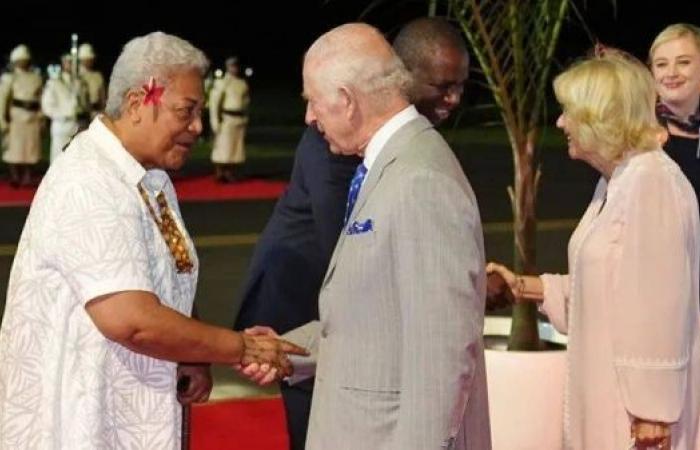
[444,0,571,350]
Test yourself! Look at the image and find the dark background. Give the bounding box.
[1,1,699,92]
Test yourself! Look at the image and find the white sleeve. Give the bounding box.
[0,76,11,129]
[208,81,224,132]
[539,273,571,334]
[41,81,60,119]
[39,176,155,305]
[282,320,320,385]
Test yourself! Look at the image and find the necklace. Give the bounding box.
[137,184,194,274]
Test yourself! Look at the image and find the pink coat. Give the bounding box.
[541,150,700,449]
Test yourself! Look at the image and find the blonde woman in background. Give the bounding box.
[650,23,700,200]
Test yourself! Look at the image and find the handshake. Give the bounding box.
[235,326,308,385]
[485,262,516,312]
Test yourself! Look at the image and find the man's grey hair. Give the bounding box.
[305,23,412,110]
[105,31,209,117]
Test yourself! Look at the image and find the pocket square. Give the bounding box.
[346,218,373,235]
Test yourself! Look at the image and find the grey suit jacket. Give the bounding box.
[303,115,491,450]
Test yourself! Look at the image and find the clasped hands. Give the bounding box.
[630,419,671,449]
[235,326,307,385]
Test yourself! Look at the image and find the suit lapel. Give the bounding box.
[322,116,432,287]
[349,115,432,226]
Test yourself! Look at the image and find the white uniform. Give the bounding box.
[209,73,250,164]
[81,68,105,116]
[0,68,43,164]
[0,73,11,151]
[41,72,89,162]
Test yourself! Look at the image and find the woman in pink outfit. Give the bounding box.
[487,50,700,449]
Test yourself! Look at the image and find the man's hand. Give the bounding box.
[232,327,308,386]
[485,262,517,311]
[237,326,282,385]
[176,363,213,405]
[631,419,670,449]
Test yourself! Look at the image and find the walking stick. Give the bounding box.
[178,375,192,450]
[181,404,191,450]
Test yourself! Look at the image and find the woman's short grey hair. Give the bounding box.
[105,31,209,117]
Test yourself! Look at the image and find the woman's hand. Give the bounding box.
[631,418,670,449]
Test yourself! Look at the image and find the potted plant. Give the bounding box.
[447,0,571,350]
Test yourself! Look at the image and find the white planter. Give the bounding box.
[484,317,567,450]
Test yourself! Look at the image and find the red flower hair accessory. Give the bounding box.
[142,76,165,106]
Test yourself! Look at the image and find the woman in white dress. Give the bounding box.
[487,49,700,449]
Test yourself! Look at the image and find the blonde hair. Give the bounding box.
[649,23,700,61]
[553,50,663,161]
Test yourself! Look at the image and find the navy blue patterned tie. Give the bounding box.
[344,163,368,225]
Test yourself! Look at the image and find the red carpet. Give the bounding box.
[173,176,287,203]
[0,183,35,207]
[191,397,289,450]
[0,176,288,207]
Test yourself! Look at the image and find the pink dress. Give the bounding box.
[541,150,700,449]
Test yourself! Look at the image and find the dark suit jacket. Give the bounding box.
[234,126,361,334]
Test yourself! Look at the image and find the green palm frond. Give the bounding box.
[449,0,569,140]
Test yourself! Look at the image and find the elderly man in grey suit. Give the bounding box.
[244,22,490,449]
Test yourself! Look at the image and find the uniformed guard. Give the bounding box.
[209,56,250,182]
[0,44,43,188]
[78,43,106,118]
[200,69,217,140]
[41,53,89,163]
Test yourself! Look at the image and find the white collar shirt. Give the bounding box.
[0,117,198,449]
[362,104,420,173]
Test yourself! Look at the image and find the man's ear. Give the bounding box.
[123,90,143,124]
[338,85,356,120]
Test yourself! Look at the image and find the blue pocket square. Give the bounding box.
[346,218,373,235]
